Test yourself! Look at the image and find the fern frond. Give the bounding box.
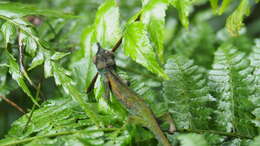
[163,55,213,129]
[172,23,215,68]
[0,98,130,146]
[249,39,260,127]
[208,44,257,136]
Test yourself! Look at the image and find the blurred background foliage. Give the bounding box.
[0,0,260,145]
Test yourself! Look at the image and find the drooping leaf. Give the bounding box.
[52,63,102,126]
[6,52,39,106]
[1,21,16,46]
[226,0,250,36]
[171,0,191,28]
[142,0,168,62]
[178,133,208,146]
[123,22,168,79]
[94,0,121,48]
[70,26,97,92]
[163,55,213,129]
[44,58,53,78]
[51,52,70,61]
[208,44,257,136]
[0,2,75,18]
[0,51,15,96]
[28,49,44,71]
[24,36,37,56]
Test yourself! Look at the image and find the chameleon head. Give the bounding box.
[94,43,116,72]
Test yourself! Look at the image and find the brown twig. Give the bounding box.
[111,37,122,52]
[0,95,25,113]
[18,32,36,88]
[18,31,45,101]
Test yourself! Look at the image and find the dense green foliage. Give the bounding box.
[0,0,260,145]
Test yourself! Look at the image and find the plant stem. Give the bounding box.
[0,95,25,113]
[2,128,118,146]
[176,128,253,139]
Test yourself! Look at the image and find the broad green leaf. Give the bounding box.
[28,50,44,71]
[7,52,39,106]
[208,44,256,136]
[163,55,213,129]
[178,134,208,146]
[0,2,75,18]
[209,0,233,14]
[70,26,97,92]
[226,0,250,36]
[94,0,121,48]
[51,52,70,60]
[142,0,168,63]
[25,36,37,56]
[171,0,191,28]
[123,22,168,79]
[1,21,16,46]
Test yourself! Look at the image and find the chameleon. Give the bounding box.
[93,43,172,146]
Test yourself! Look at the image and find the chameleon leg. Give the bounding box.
[101,75,111,104]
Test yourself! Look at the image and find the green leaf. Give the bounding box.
[28,49,44,71]
[178,133,208,146]
[142,0,168,62]
[7,52,39,106]
[226,0,250,36]
[44,58,53,78]
[0,2,75,18]
[25,36,37,56]
[249,39,260,104]
[0,97,126,146]
[52,63,102,126]
[249,39,260,127]
[208,44,256,136]
[123,22,168,79]
[94,0,121,48]
[70,26,97,92]
[209,0,233,15]
[163,55,213,129]
[171,0,191,28]
[252,108,260,127]
[172,22,215,68]
[51,52,70,61]
[1,21,16,46]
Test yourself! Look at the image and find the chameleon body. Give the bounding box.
[93,44,171,146]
